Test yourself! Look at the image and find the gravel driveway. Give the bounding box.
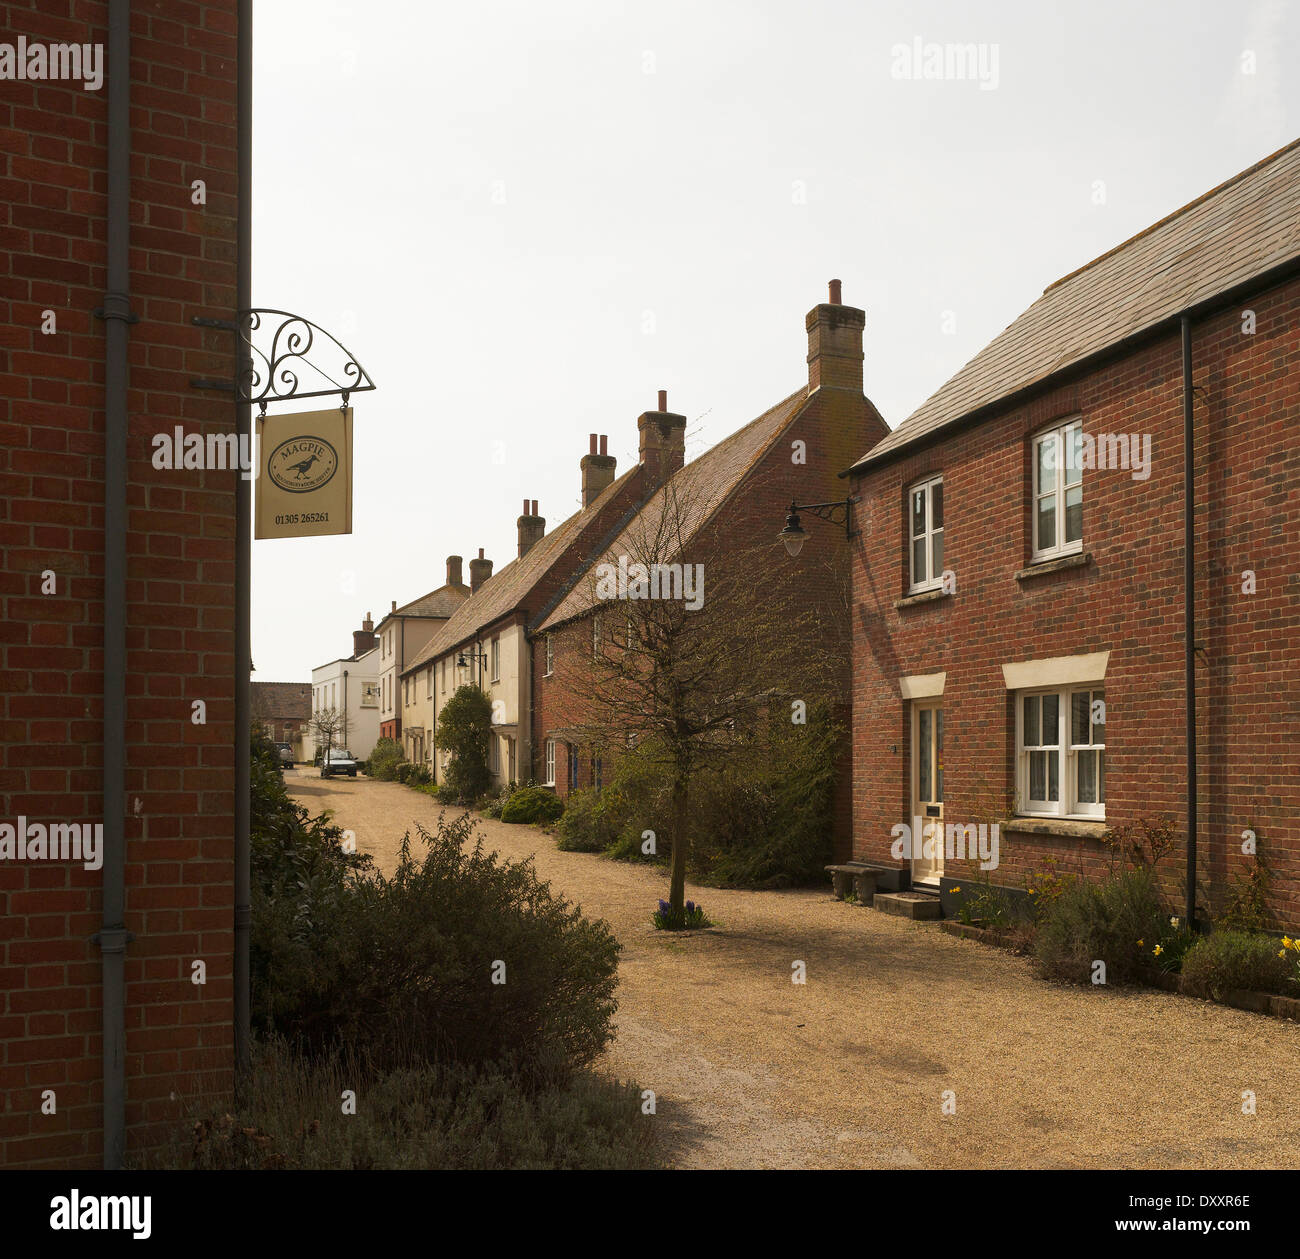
[287,769,1300,1170]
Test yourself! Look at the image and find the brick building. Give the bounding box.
[532,284,889,855]
[844,140,1300,924]
[250,680,310,757]
[0,1,241,1166]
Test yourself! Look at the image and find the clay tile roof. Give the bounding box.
[537,386,809,632]
[402,464,643,674]
[850,138,1300,473]
[381,583,470,622]
[250,681,311,718]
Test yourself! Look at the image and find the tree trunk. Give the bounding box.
[669,774,689,914]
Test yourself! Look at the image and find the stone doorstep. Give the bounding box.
[873,891,943,921]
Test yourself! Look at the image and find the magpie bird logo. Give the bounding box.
[268,436,338,493]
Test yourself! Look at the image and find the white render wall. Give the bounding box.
[310,646,381,760]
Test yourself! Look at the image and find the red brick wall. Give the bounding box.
[532,381,888,860]
[848,276,1300,924]
[0,0,239,1166]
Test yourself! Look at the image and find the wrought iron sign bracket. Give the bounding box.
[789,497,857,538]
[189,308,376,411]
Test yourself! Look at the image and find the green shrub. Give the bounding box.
[501,786,565,826]
[1032,866,1188,986]
[556,788,620,852]
[140,1036,659,1171]
[395,761,414,784]
[1180,929,1296,1000]
[435,686,494,802]
[406,764,433,787]
[435,783,460,804]
[253,802,619,1075]
[365,737,406,781]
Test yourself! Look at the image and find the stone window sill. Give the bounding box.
[894,587,951,610]
[1000,816,1107,840]
[1015,551,1092,582]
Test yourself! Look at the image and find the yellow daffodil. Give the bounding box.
[1283,936,1294,949]
[1137,940,1144,947]
[1153,944,1163,956]
[1280,950,1288,960]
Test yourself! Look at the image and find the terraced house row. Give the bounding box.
[380,139,1300,927]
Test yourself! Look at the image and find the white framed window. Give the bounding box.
[491,636,500,682]
[544,634,554,676]
[908,474,944,592]
[544,738,556,786]
[1017,685,1105,819]
[1032,419,1083,560]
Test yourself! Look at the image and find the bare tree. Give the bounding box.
[549,471,844,916]
[308,706,345,763]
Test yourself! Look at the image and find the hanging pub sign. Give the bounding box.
[255,406,353,539]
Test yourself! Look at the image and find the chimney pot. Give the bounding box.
[580,431,617,506]
[806,281,865,394]
[638,397,686,489]
[391,599,397,613]
[353,612,377,658]
[599,434,608,456]
[589,433,598,454]
[531,499,538,515]
[469,550,493,592]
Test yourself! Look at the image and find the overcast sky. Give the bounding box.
[249,0,1298,681]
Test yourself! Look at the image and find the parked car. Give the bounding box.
[321,748,358,779]
[276,742,294,768]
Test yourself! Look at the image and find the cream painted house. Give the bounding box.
[402,440,645,788]
[374,558,469,744]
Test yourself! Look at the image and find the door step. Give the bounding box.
[873,891,942,921]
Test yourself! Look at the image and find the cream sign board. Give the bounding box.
[255,407,353,540]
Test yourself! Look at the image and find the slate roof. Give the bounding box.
[850,138,1300,472]
[402,464,643,675]
[538,386,809,632]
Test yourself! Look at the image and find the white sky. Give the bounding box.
[249,0,1298,680]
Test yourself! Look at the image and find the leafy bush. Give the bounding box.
[435,783,460,805]
[253,796,619,1075]
[501,786,565,826]
[407,764,433,787]
[395,761,414,784]
[556,788,620,852]
[435,685,494,802]
[1032,866,1187,986]
[365,737,406,781]
[1180,929,1296,1000]
[140,1036,659,1170]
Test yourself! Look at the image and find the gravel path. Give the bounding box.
[287,769,1300,1170]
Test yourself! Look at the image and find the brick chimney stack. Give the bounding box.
[637,389,686,489]
[353,611,377,658]
[517,498,545,557]
[806,277,865,394]
[446,554,464,587]
[581,433,616,507]
[469,547,493,592]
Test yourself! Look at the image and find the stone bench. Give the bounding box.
[825,863,885,905]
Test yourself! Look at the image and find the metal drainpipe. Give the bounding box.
[1181,315,1198,927]
[233,0,253,1075]
[343,670,349,746]
[94,0,133,1171]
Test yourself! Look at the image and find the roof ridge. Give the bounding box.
[1044,137,1300,295]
